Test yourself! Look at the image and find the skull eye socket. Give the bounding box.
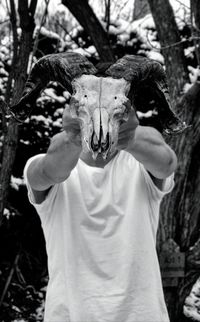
[114,96,117,100]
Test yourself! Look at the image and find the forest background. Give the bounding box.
[0,0,200,321]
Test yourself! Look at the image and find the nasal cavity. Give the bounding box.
[101,133,110,152]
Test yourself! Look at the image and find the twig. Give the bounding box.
[5,0,10,16]
[114,0,130,20]
[55,19,82,48]
[15,265,26,285]
[190,1,200,66]
[5,0,19,105]
[30,0,50,70]
[0,19,10,25]
[175,0,190,10]
[0,251,20,308]
[146,29,200,52]
[1,0,18,136]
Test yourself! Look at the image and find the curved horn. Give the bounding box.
[105,55,187,134]
[9,52,97,122]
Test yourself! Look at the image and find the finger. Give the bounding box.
[63,108,81,123]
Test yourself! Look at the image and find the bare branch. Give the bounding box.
[30,0,50,69]
[55,19,83,48]
[174,0,190,10]
[0,19,10,25]
[1,0,19,136]
[5,0,10,16]
[29,0,38,16]
[0,251,21,308]
[146,30,200,52]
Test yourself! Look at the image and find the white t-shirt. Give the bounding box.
[24,150,174,322]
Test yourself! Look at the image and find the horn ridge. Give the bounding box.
[106,54,187,134]
[9,52,97,122]
[106,54,165,83]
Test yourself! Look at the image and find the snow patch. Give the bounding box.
[188,66,200,83]
[53,108,64,117]
[184,277,200,321]
[147,51,164,64]
[30,115,53,128]
[34,26,61,41]
[10,176,24,191]
[137,110,158,118]
[183,83,193,93]
[52,118,62,128]
[43,88,66,104]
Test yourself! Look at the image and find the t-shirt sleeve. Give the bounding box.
[23,154,60,215]
[139,163,175,241]
[139,163,175,201]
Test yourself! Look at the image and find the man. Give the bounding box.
[24,106,177,322]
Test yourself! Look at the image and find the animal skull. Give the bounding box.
[7,52,187,153]
[69,75,131,159]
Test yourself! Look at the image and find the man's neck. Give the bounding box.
[80,149,119,168]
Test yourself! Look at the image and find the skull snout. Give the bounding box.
[90,108,110,158]
[91,131,110,153]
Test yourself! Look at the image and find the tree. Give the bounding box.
[61,0,115,62]
[147,0,200,321]
[0,0,37,224]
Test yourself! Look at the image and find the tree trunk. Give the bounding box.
[147,0,200,321]
[147,0,188,104]
[191,0,200,65]
[62,0,115,62]
[0,0,37,224]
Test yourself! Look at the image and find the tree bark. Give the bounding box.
[0,0,37,224]
[147,0,188,106]
[62,0,115,62]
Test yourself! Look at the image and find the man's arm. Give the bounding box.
[27,131,82,191]
[26,108,82,203]
[117,109,177,187]
[127,125,177,179]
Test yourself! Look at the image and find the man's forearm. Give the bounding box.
[126,125,177,179]
[27,131,82,191]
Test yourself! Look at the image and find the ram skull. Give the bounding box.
[69,75,131,159]
[6,52,187,159]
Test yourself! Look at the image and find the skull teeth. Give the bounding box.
[93,133,99,145]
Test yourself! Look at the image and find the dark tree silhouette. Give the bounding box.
[62,0,115,62]
[0,0,37,223]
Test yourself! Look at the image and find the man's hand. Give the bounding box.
[117,108,139,151]
[27,109,83,199]
[62,108,82,147]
